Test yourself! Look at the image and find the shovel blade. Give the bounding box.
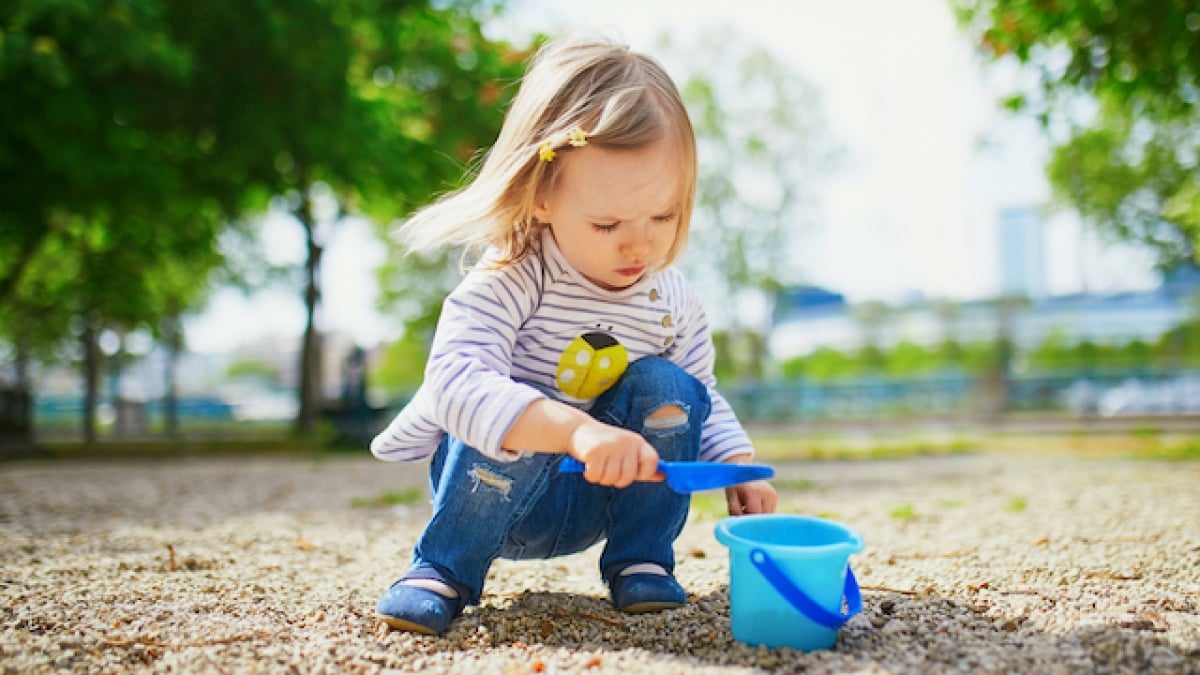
[558,457,774,493]
[660,461,775,493]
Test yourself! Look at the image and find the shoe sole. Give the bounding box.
[377,613,440,635]
[619,600,686,614]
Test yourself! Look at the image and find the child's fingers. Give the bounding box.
[636,443,662,482]
[726,488,745,515]
[612,451,639,488]
[740,483,778,514]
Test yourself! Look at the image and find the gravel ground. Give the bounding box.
[1,450,1197,674]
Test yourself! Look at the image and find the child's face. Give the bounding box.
[535,139,682,290]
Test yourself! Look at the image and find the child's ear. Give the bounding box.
[533,202,551,223]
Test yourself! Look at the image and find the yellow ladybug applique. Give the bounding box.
[555,331,629,399]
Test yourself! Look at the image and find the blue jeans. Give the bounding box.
[403,357,711,605]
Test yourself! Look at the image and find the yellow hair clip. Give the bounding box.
[538,127,588,162]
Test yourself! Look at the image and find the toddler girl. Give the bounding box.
[370,34,778,635]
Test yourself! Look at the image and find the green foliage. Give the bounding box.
[349,488,423,509]
[780,347,859,382]
[710,329,768,384]
[1146,438,1200,461]
[955,0,1200,268]
[749,434,976,461]
[1004,495,1028,513]
[771,478,815,492]
[884,341,940,377]
[782,339,1000,381]
[1157,319,1200,367]
[777,318,1200,382]
[225,359,281,385]
[370,330,430,397]
[376,249,460,345]
[688,492,729,520]
[663,29,839,336]
[1,0,524,438]
[370,27,528,346]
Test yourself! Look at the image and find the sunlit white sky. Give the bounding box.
[184,0,1159,354]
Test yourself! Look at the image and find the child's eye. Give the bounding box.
[591,222,619,233]
[652,212,677,223]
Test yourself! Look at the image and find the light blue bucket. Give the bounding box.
[715,514,864,651]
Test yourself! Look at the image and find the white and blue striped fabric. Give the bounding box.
[370,231,754,464]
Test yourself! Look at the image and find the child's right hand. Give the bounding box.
[567,419,662,488]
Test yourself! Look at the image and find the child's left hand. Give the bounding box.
[725,480,778,516]
[721,454,778,515]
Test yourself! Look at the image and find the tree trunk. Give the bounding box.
[81,314,100,447]
[15,321,33,434]
[0,327,35,457]
[295,194,324,436]
[983,301,1017,418]
[110,330,130,438]
[162,316,181,439]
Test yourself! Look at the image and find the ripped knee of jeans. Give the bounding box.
[469,464,513,500]
[644,403,689,431]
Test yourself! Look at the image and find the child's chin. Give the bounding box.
[588,275,637,290]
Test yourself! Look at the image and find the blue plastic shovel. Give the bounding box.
[559,457,774,493]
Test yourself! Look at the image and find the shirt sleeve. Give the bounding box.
[370,258,546,462]
[665,274,756,463]
[369,384,445,461]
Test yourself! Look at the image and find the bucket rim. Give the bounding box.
[715,514,864,554]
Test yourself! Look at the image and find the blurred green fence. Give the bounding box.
[724,368,1200,421]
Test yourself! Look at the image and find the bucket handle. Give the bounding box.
[749,548,862,629]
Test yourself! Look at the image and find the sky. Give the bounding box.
[183,0,1160,354]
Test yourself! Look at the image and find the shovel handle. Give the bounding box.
[559,457,586,473]
[558,457,665,477]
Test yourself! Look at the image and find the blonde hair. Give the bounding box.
[396,35,697,268]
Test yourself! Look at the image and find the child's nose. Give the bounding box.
[621,224,652,259]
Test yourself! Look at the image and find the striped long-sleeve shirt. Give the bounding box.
[370,230,754,464]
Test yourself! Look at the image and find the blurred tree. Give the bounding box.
[850,301,891,373]
[956,0,1200,267]
[375,246,479,383]
[884,341,938,377]
[1116,339,1152,370]
[369,331,429,401]
[780,347,859,383]
[369,24,532,407]
[975,295,1028,414]
[1156,319,1200,368]
[959,340,1004,376]
[1073,339,1101,374]
[663,29,839,381]
[153,1,523,435]
[931,300,964,365]
[1027,329,1075,372]
[0,1,229,442]
[0,0,523,440]
[260,4,525,434]
[710,329,769,383]
[226,359,282,387]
